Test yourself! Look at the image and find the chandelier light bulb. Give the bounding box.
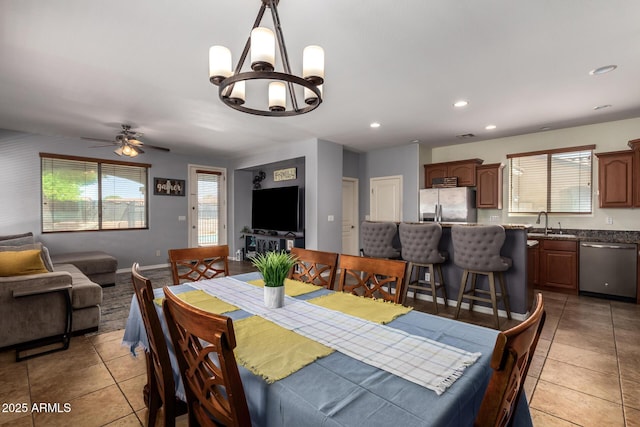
[303,45,324,85]
[209,46,232,84]
[251,27,275,71]
[122,145,132,156]
[269,81,286,111]
[128,148,139,158]
[227,81,245,105]
[304,84,322,105]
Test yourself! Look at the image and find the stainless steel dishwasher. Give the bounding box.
[579,242,637,300]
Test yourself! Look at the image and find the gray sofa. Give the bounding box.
[0,233,103,350]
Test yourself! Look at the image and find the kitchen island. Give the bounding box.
[405,222,533,320]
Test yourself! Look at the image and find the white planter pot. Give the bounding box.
[264,285,285,308]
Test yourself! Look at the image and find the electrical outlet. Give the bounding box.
[155,250,161,257]
[424,272,430,282]
[606,216,613,225]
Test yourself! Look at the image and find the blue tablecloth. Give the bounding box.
[122,272,533,427]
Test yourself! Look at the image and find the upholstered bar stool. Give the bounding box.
[399,222,448,313]
[451,224,512,329]
[360,221,401,259]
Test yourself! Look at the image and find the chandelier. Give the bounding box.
[208,0,324,116]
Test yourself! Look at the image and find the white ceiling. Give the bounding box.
[2,0,640,158]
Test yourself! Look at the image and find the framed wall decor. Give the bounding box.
[154,178,185,196]
[274,167,297,182]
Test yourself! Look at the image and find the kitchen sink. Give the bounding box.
[527,232,577,239]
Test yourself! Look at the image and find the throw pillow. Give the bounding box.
[0,232,35,247]
[0,249,49,276]
[0,242,54,272]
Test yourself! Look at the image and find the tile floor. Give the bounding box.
[1,287,639,426]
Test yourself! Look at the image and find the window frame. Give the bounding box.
[506,144,595,215]
[40,153,152,233]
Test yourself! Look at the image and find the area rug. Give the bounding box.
[94,262,258,335]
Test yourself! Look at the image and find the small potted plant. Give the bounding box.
[251,250,296,308]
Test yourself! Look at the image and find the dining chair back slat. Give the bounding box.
[337,254,407,303]
[475,293,546,427]
[288,247,339,289]
[131,263,178,427]
[168,245,229,285]
[162,287,251,427]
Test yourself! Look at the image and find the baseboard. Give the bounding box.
[406,291,527,321]
[116,263,169,274]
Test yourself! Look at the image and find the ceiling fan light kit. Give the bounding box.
[209,0,324,117]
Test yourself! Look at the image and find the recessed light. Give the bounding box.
[540,126,552,131]
[453,100,469,108]
[589,65,617,76]
[411,139,420,143]
[485,125,497,130]
[370,122,381,128]
[593,104,612,110]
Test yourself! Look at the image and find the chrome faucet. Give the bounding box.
[536,211,550,235]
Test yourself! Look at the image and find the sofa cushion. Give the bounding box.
[0,242,55,272]
[51,251,117,276]
[54,264,103,309]
[0,249,49,276]
[0,232,35,246]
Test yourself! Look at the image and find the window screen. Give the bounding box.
[41,154,149,232]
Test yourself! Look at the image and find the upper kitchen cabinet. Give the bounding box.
[629,138,640,207]
[476,163,503,209]
[595,150,634,208]
[424,158,483,188]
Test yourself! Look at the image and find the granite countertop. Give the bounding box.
[526,228,640,245]
[434,222,533,230]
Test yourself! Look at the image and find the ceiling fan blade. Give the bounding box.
[144,144,171,152]
[81,136,114,143]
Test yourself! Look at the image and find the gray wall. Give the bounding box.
[0,129,228,269]
[358,143,421,223]
[229,138,343,252]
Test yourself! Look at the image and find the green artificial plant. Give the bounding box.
[251,251,297,287]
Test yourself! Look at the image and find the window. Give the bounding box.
[507,145,594,214]
[41,153,150,232]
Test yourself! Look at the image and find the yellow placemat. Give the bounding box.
[234,316,334,383]
[153,289,239,314]
[308,292,412,324]
[247,278,322,297]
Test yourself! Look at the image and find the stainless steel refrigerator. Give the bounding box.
[419,187,477,222]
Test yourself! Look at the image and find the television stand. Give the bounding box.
[243,232,305,259]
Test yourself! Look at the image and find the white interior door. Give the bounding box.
[342,178,359,255]
[188,165,227,247]
[370,175,402,221]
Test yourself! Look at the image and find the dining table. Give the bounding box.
[122,271,533,427]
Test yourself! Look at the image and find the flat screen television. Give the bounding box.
[251,185,300,232]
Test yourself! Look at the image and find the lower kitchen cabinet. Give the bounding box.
[538,239,578,293]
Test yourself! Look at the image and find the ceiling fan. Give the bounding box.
[82,124,170,157]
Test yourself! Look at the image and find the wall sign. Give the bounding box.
[154,178,185,196]
[274,167,297,181]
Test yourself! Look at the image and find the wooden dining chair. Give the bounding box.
[168,245,229,285]
[162,287,251,427]
[337,253,407,303]
[131,263,181,427]
[475,292,546,427]
[288,247,339,289]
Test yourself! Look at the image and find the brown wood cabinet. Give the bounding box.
[424,159,483,188]
[476,163,503,209]
[595,150,633,207]
[628,138,640,207]
[538,239,578,293]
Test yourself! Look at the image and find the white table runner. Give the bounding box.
[188,276,481,395]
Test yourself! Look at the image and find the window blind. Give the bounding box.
[41,154,149,232]
[508,146,593,214]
